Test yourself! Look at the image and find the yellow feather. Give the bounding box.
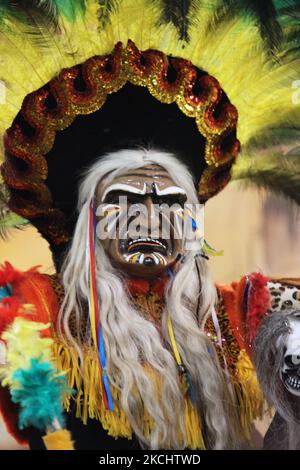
[1,318,53,387]
[42,429,74,450]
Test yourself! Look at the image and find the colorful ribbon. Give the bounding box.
[88,199,114,411]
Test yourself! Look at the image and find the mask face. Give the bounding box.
[95,164,194,279]
[281,317,300,396]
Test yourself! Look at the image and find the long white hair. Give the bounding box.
[59,148,240,449]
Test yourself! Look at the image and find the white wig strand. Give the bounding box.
[59,148,240,449]
[164,253,240,449]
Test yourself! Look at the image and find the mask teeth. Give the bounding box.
[154,253,167,265]
[286,375,300,390]
[124,252,167,266]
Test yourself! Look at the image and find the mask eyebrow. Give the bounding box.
[154,184,187,196]
[101,183,147,201]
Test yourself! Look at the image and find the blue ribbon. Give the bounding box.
[167,268,174,280]
[98,326,114,411]
[191,217,197,232]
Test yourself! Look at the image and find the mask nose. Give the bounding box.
[142,196,160,237]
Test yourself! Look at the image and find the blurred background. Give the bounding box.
[1,181,300,449]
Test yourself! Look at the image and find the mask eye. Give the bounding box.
[127,194,142,205]
[104,192,120,205]
[153,195,187,208]
[285,355,300,368]
[292,355,300,365]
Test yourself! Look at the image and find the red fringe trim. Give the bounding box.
[218,281,248,352]
[218,272,270,356]
[247,272,270,342]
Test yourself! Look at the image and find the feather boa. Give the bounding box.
[0,263,74,449]
[1,318,71,432]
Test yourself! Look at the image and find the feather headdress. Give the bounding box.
[0,0,299,238]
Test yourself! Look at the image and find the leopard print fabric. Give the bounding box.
[46,273,89,340]
[267,281,300,313]
[205,292,241,378]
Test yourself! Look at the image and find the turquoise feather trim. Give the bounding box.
[0,284,11,300]
[10,358,71,431]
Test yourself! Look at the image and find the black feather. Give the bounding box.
[97,0,120,29]
[233,163,300,206]
[0,1,60,48]
[278,29,300,60]
[245,0,283,51]
[0,1,87,47]
[156,0,201,42]
[232,127,300,206]
[207,0,283,54]
[7,1,59,28]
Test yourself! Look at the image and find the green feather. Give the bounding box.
[0,0,9,14]
[274,0,300,16]
[54,0,86,22]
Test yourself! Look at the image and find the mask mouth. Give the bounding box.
[282,372,300,393]
[124,237,169,255]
